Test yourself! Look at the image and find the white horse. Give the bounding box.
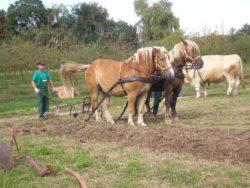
[184,54,245,97]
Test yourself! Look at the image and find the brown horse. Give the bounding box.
[60,47,174,126]
[145,40,203,123]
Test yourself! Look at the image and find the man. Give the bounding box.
[152,91,162,118]
[31,61,55,118]
[152,88,184,118]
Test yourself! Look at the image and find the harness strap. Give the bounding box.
[196,69,204,82]
[119,81,127,95]
[119,77,152,84]
[85,76,153,122]
[119,62,128,95]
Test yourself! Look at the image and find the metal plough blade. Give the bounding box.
[0,140,14,171]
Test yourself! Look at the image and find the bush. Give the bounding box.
[0,38,138,74]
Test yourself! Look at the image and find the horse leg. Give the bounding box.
[233,76,240,95]
[102,94,115,124]
[127,93,137,126]
[201,83,207,98]
[225,74,235,96]
[90,92,102,122]
[194,82,201,98]
[85,70,102,123]
[164,85,173,124]
[170,87,181,123]
[204,87,208,98]
[145,92,152,115]
[137,92,148,126]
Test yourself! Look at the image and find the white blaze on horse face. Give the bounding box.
[169,68,175,78]
[162,53,175,78]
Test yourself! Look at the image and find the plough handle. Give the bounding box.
[25,156,55,176]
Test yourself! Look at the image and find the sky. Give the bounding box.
[0,0,249,35]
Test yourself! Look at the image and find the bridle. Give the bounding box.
[170,45,204,81]
[182,48,204,81]
[153,50,173,74]
[182,43,203,69]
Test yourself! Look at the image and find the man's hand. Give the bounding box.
[52,88,58,93]
[34,88,40,93]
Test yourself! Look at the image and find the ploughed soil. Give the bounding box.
[19,119,250,164]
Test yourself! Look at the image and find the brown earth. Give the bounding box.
[17,118,250,164]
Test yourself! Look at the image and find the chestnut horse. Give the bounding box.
[146,40,203,123]
[60,47,174,126]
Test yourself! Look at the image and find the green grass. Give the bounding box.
[0,62,249,117]
[0,59,249,187]
[0,71,128,117]
[0,135,249,188]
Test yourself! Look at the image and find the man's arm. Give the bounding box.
[31,80,37,89]
[47,72,55,90]
[49,80,55,90]
[31,80,40,93]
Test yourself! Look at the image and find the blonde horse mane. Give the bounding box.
[170,40,200,61]
[125,46,167,64]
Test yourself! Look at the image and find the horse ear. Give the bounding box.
[153,48,158,63]
[182,40,188,46]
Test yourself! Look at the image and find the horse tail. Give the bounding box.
[60,61,90,94]
[238,56,245,89]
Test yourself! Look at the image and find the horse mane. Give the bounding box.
[170,39,200,61]
[127,46,167,64]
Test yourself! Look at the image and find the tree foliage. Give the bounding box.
[1,0,249,75]
[4,1,138,45]
[72,2,109,43]
[6,0,47,34]
[0,10,5,40]
[134,0,179,41]
[237,23,250,35]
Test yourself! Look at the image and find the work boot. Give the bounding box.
[152,114,157,122]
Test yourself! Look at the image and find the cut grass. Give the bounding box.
[0,135,249,188]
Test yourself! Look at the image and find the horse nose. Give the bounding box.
[163,68,175,78]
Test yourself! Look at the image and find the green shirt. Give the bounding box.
[32,70,51,92]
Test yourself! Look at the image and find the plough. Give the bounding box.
[0,124,56,176]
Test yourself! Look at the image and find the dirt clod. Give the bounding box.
[19,120,250,164]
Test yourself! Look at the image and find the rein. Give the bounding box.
[86,76,153,122]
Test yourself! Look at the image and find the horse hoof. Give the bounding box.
[109,120,115,125]
[165,119,172,124]
[129,122,135,126]
[172,117,179,124]
[139,123,147,127]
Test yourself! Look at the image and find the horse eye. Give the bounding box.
[161,58,165,61]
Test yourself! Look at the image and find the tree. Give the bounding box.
[6,0,47,35]
[101,20,138,44]
[72,2,109,43]
[134,0,179,41]
[46,4,76,30]
[237,23,250,35]
[0,10,5,39]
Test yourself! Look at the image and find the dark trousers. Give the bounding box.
[153,91,163,115]
[36,93,49,118]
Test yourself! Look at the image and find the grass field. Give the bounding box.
[0,133,249,188]
[0,62,249,117]
[0,63,249,187]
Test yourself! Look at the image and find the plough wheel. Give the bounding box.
[70,97,103,120]
[70,97,92,120]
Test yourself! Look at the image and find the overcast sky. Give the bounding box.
[1,0,249,34]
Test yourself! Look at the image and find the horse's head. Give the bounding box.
[152,47,175,78]
[171,40,204,68]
